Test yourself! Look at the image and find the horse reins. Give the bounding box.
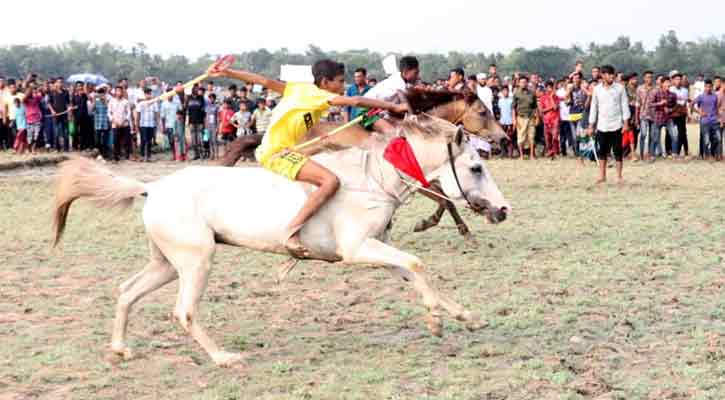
[446,138,477,211]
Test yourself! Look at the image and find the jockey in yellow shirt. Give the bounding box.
[209,59,408,258]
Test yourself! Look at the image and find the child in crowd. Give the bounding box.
[13,98,28,154]
[218,99,236,156]
[173,110,186,161]
[498,86,515,157]
[205,93,219,160]
[230,101,252,137]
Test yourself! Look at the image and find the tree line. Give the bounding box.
[1,31,723,84]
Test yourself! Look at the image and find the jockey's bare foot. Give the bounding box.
[285,235,312,259]
[595,178,606,185]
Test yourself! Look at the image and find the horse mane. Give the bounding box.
[405,87,478,114]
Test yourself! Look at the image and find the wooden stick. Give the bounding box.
[292,115,364,152]
[138,74,208,106]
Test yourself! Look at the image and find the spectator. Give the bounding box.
[218,99,237,156]
[108,85,131,161]
[161,94,181,160]
[718,83,725,157]
[448,68,465,91]
[239,87,256,113]
[367,77,377,87]
[694,80,720,160]
[587,65,630,184]
[512,75,538,160]
[39,87,54,152]
[173,110,187,161]
[669,73,689,157]
[636,71,657,161]
[205,93,220,160]
[651,77,679,161]
[250,97,274,136]
[591,66,601,82]
[568,73,586,155]
[185,86,206,160]
[49,79,72,152]
[92,87,111,159]
[498,85,515,157]
[71,81,92,151]
[12,98,27,154]
[3,79,25,151]
[488,63,498,78]
[476,73,493,112]
[133,88,159,162]
[539,81,560,158]
[23,87,42,154]
[556,79,572,156]
[226,84,242,112]
[625,73,639,160]
[344,68,370,122]
[230,101,252,137]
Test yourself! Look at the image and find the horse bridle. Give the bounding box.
[446,132,477,212]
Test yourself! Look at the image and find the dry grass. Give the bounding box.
[2,127,725,399]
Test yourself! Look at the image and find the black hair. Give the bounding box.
[714,76,721,80]
[672,73,682,79]
[600,65,615,75]
[705,79,713,85]
[368,77,377,83]
[256,97,265,104]
[629,72,638,77]
[97,87,106,95]
[176,81,183,85]
[176,110,184,116]
[7,78,16,85]
[399,56,419,72]
[224,98,232,105]
[572,72,583,79]
[115,84,123,90]
[354,67,367,75]
[519,75,529,82]
[450,68,465,78]
[228,84,237,90]
[207,81,214,85]
[311,59,345,86]
[209,93,216,100]
[489,63,497,68]
[143,87,152,94]
[545,81,554,88]
[643,70,654,76]
[661,76,671,83]
[467,75,477,81]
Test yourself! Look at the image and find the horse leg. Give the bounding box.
[414,182,447,233]
[444,202,474,241]
[276,258,299,284]
[345,238,481,336]
[216,134,262,167]
[110,239,178,359]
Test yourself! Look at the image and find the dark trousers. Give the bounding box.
[139,127,155,159]
[7,121,17,150]
[673,115,688,156]
[53,118,69,152]
[559,120,574,156]
[0,120,8,150]
[113,126,132,160]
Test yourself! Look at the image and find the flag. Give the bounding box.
[384,137,430,188]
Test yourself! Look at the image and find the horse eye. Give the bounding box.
[470,165,483,174]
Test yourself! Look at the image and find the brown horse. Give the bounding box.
[218,88,507,240]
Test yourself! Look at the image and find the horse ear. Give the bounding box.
[455,127,464,147]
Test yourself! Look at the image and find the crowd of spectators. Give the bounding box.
[2,61,724,164]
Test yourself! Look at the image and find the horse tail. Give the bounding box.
[53,156,148,247]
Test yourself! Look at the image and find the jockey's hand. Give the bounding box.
[586,127,594,137]
[206,62,228,78]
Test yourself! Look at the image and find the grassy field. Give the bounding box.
[2,129,725,399]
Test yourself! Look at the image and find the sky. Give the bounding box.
[2,0,722,58]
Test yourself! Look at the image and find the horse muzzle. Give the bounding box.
[470,198,508,224]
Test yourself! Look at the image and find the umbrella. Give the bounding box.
[66,73,109,86]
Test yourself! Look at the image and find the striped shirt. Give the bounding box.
[136,101,159,128]
[94,100,110,130]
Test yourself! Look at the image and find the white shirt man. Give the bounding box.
[556,86,570,122]
[476,73,493,112]
[364,73,406,102]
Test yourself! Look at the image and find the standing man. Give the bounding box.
[108,85,132,161]
[587,65,630,184]
[718,82,725,159]
[538,81,560,158]
[669,73,689,157]
[694,80,721,161]
[625,73,640,160]
[636,71,657,161]
[250,97,274,136]
[3,79,25,151]
[476,73,493,112]
[488,64,498,78]
[48,79,72,152]
[651,77,679,161]
[591,66,601,83]
[133,88,160,162]
[344,68,370,122]
[512,75,538,160]
[185,86,207,160]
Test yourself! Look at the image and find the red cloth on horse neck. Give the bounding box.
[383,137,431,188]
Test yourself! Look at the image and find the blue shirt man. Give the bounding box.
[344,68,371,121]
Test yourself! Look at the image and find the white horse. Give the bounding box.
[52,115,510,367]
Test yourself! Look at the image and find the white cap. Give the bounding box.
[476,73,487,80]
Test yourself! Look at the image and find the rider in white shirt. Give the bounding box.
[363,56,420,134]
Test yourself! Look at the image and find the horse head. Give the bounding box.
[398,117,510,224]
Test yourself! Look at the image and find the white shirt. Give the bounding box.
[669,86,689,106]
[476,85,493,112]
[588,82,630,132]
[364,73,406,102]
[691,80,705,100]
[556,88,570,121]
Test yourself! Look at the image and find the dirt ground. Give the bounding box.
[2,129,725,399]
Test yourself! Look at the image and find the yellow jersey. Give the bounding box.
[255,82,338,164]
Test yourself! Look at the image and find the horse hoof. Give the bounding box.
[212,351,244,367]
[109,344,134,361]
[425,314,443,337]
[459,311,488,331]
